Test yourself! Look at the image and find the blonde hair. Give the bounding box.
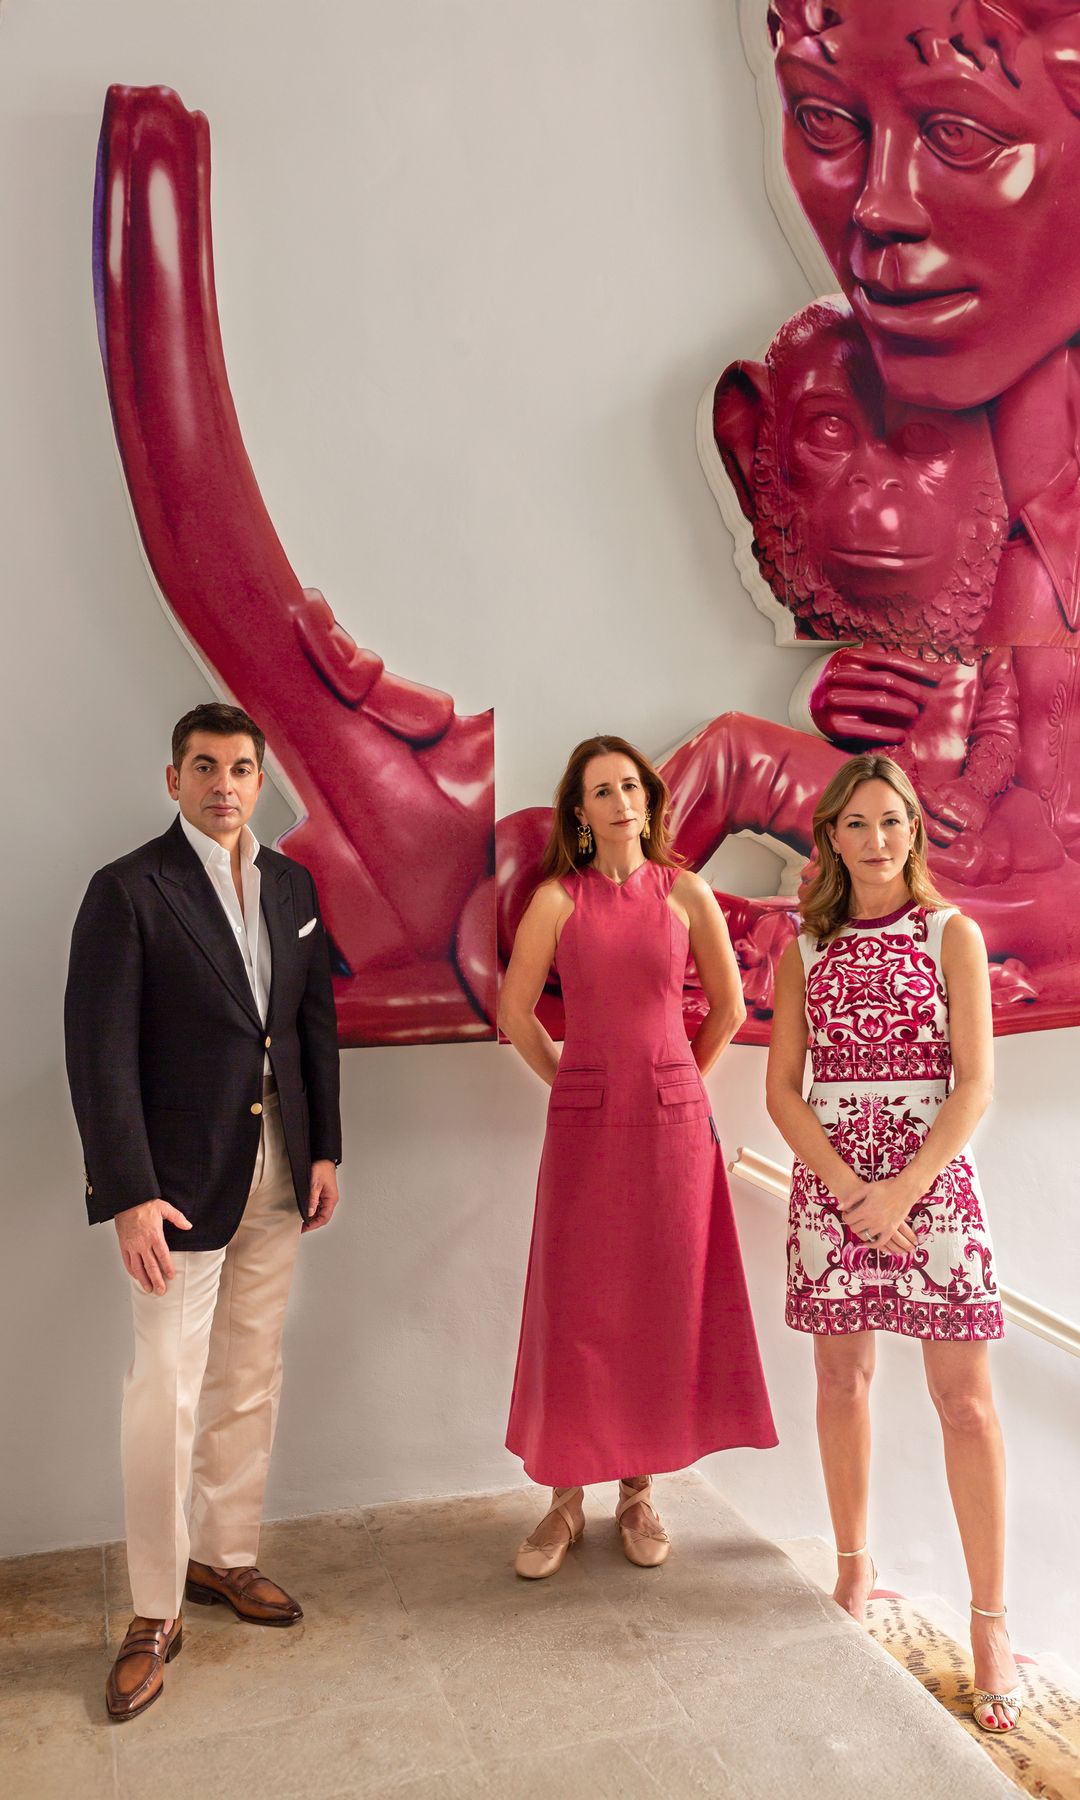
[800,754,944,942]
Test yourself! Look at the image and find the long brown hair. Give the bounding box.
[801,754,944,942]
[538,735,681,881]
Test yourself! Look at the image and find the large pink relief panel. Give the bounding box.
[97,4,1080,1050]
[93,86,496,1049]
[668,0,1080,1038]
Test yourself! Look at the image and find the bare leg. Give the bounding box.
[814,1333,877,1622]
[923,1341,1019,1729]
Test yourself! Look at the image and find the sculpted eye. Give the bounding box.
[804,412,858,452]
[922,114,1008,170]
[893,419,951,459]
[793,100,865,153]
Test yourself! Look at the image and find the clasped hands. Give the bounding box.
[115,1160,341,1293]
[834,1173,921,1257]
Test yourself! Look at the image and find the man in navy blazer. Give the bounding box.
[65,702,342,1721]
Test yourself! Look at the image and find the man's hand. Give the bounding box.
[115,1199,193,1295]
[809,648,941,747]
[303,1160,340,1233]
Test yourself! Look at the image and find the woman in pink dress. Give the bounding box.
[767,754,1021,1734]
[500,735,776,1577]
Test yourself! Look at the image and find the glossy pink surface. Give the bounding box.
[94,87,495,1045]
[664,0,1080,1035]
[771,0,1080,412]
[712,299,1006,655]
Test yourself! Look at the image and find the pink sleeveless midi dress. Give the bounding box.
[506,861,777,1485]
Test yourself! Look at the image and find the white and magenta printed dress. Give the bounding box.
[787,902,1004,1342]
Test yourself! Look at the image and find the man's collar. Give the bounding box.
[178,811,260,867]
[1019,459,1080,634]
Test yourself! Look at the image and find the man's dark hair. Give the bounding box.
[171,702,266,771]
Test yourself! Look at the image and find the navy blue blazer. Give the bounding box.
[65,815,342,1251]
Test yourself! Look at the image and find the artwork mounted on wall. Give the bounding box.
[680,0,1080,1037]
[93,86,496,1047]
[499,0,1080,1043]
[94,0,1080,1051]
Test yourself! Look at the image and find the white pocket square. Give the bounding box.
[298,918,317,938]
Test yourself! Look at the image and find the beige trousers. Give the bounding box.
[121,1091,303,1618]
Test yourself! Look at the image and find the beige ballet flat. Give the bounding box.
[616,1479,670,1568]
[514,1486,585,1579]
[971,1605,1023,1733]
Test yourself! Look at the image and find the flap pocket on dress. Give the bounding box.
[549,1085,604,1109]
[657,1075,700,1104]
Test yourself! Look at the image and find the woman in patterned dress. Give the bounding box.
[766,754,1021,1734]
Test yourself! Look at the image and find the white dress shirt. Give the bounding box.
[179,813,272,1025]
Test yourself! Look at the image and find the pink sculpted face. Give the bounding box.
[771,0,1080,407]
[713,303,1005,653]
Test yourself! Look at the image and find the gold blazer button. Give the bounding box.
[250,1102,263,1116]
[264,1035,272,1048]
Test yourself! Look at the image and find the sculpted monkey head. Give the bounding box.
[768,0,1080,407]
[713,300,1006,656]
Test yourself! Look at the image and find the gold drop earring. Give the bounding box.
[641,808,651,842]
[577,820,594,857]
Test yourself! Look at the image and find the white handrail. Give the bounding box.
[728,1146,1080,1360]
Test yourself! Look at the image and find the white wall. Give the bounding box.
[1,0,1076,1669]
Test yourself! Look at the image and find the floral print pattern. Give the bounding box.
[787,904,1004,1341]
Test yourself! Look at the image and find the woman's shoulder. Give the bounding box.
[668,864,707,901]
[917,900,964,937]
[526,874,577,914]
[796,922,828,960]
[933,907,983,948]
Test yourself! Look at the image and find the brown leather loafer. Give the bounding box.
[185,1560,303,1625]
[106,1613,183,1721]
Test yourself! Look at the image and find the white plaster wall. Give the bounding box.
[1,0,1076,1669]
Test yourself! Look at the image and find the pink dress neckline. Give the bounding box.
[584,859,650,888]
[846,900,918,929]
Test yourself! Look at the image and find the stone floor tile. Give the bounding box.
[0,1724,116,1800]
[591,1540,842,1652]
[1,1479,1022,1800]
[475,1726,736,1798]
[423,1609,685,1760]
[654,1630,1017,1798]
[0,1637,109,1734]
[363,1486,582,1613]
[104,1511,383,1633]
[115,1692,475,1800]
[103,1580,438,1743]
[0,1544,105,1643]
[101,1509,439,1736]
[339,1770,488,1800]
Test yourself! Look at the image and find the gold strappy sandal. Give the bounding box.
[834,1544,877,1613]
[970,1605,1023,1733]
[514,1486,585,1579]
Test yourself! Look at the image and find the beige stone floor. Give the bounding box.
[0,1472,1019,1800]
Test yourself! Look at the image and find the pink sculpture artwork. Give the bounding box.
[93,87,496,1047]
[662,0,1080,1036]
[96,7,1080,1049]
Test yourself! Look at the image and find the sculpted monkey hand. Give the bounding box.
[807,648,942,748]
[920,780,990,846]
